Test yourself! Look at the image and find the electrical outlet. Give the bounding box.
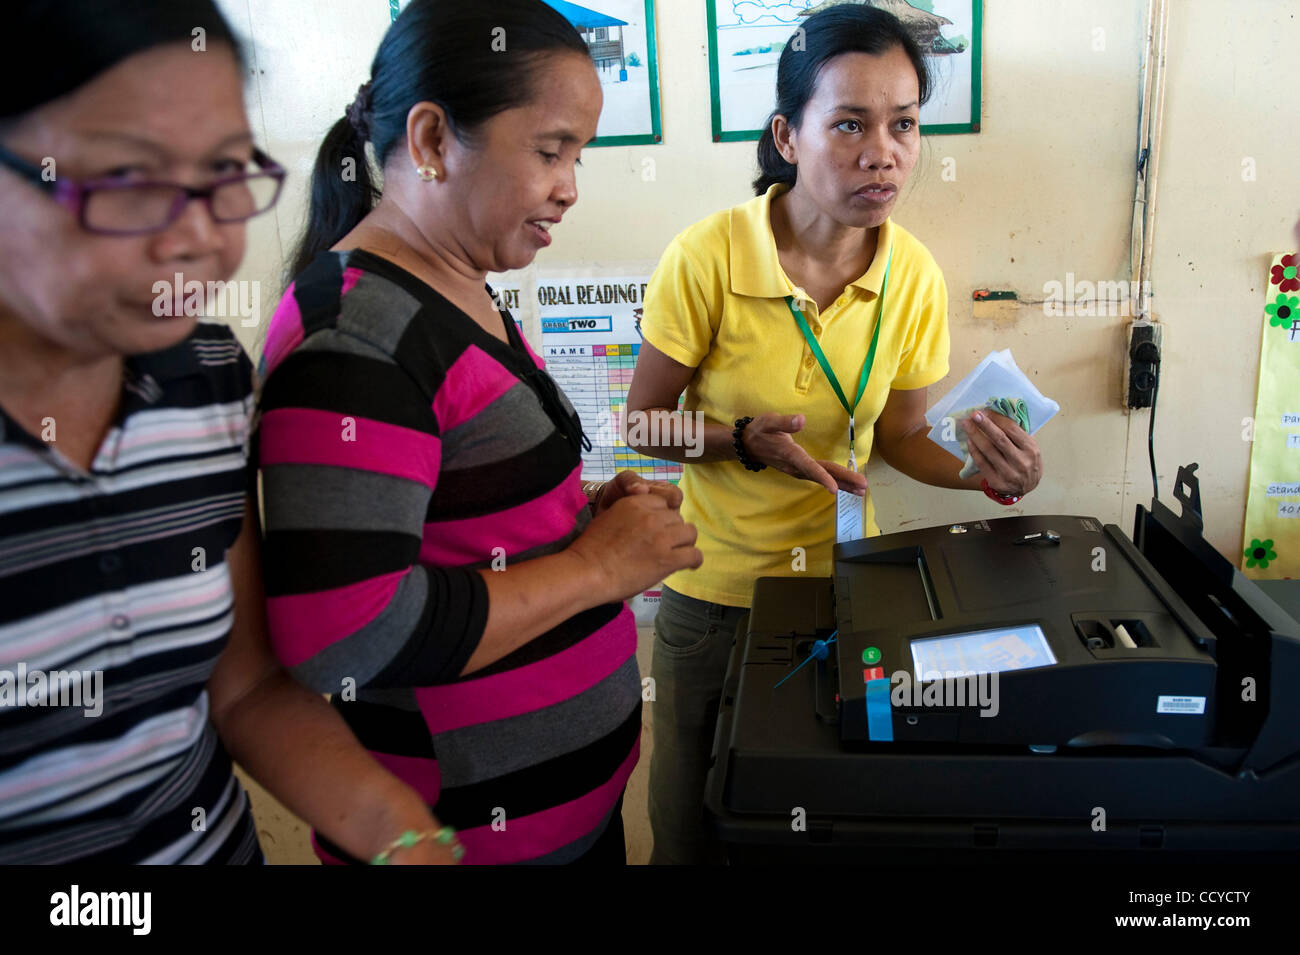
[1125,321,1163,409]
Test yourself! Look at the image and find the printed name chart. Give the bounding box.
[536,274,683,484]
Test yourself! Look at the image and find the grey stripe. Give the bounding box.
[287,567,429,694]
[294,326,398,365]
[260,463,430,535]
[335,269,424,355]
[441,382,556,471]
[431,656,641,788]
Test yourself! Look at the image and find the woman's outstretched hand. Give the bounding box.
[740,413,867,496]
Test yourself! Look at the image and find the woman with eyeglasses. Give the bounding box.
[256,0,701,865]
[0,0,464,864]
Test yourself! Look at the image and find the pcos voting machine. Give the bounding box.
[705,465,1300,863]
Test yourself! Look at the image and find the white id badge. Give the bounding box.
[835,446,863,544]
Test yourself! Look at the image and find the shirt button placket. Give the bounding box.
[87,486,134,658]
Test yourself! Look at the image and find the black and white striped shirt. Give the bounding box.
[0,322,262,863]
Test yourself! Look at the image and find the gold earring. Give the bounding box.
[417,164,438,181]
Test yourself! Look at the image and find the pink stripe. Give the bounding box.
[370,751,441,805]
[457,739,638,865]
[267,569,405,668]
[339,266,364,298]
[431,344,524,430]
[414,607,636,734]
[258,408,441,487]
[418,464,586,565]
[263,284,305,376]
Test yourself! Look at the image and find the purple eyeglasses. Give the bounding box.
[0,145,286,236]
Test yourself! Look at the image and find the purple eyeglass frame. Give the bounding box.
[0,144,286,236]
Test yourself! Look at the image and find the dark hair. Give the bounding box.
[754,5,932,195]
[1,0,242,122]
[289,0,590,280]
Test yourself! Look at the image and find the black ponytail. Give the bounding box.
[289,115,378,280]
[289,0,588,282]
[753,5,933,195]
[754,125,797,196]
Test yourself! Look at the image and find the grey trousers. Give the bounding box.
[647,585,749,865]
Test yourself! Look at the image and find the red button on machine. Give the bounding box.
[862,666,885,682]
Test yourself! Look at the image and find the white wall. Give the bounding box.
[217,0,1300,563]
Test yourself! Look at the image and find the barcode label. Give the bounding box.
[1157,695,1205,715]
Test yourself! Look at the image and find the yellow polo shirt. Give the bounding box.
[641,183,950,607]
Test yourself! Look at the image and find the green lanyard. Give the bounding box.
[784,248,892,446]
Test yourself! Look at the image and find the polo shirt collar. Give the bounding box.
[126,327,206,404]
[729,182,895,301]
[0,328,208,451]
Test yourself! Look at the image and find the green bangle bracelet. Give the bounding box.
[369,826,464,864]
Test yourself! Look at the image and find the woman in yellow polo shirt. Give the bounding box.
[626,5,1044,864]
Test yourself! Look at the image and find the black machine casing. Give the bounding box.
[704,466,1300,862]
[834,513,1217,749]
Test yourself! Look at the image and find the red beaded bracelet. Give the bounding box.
[981,478,1021,506]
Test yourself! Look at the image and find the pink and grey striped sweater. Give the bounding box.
[255,249,640,864]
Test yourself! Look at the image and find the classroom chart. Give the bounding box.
[537,274,683,484]
[544,343,684,482]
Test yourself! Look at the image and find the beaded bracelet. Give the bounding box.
[732,417,766,472]
[369,826,465,865]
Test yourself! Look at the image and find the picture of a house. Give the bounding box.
[540,0,659,140]
[544,0,632,80]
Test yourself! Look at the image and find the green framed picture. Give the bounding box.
[707,0,982,142]
[391,0,663,147]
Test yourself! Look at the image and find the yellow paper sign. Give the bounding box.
[1242,252,1300,578]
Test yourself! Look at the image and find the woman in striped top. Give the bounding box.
[258,0,702,864]
[0,0,463,864]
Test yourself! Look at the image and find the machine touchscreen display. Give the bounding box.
[911,625,1057,679]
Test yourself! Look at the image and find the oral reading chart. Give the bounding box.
[537,273,683,484]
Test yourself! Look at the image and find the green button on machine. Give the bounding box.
[862,646,881,665]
